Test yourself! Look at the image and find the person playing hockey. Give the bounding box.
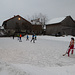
[68,37,74,57]
[35,35,37,40]
[30,34,35,43]
[63,37,74,56]
[26,34,29,41]
[19,34,22,42]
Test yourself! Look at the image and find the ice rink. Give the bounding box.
[0,35,75,75]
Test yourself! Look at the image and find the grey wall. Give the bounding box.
[46,16,75,36]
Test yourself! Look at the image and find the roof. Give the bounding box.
[2,15,31,25]
[46,17,66,24]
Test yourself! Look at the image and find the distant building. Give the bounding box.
[46,16,75,36]
[32,24,42,35]
[2,15,32,36]
[31,18,43,35]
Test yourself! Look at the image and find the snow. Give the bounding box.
[46,17,66,24]
[0,26,4,29]
[0,35,75,75]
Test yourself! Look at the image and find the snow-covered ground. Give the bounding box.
[0,35,75,75]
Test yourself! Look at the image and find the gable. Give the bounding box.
[2,15,32,29]
[61,16,75,27]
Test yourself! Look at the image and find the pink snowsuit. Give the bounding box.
[68,41,74,57]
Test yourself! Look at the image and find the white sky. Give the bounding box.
[0,0,75,26]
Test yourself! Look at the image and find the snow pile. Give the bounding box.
[12,63,75,75]
[0,61,75,75]
[0,61,28,75]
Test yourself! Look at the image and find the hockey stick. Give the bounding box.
[63,47,69,56]
[63,52,67,56]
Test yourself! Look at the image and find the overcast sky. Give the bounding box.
[0,0,75,26]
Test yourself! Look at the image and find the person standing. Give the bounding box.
[13,34,14,39]
[26,34,29,41]
[35,35,37,40]
[19,34,22,42]
[17,34,19,40]
[68,37,74,57]
[30,34,35,43]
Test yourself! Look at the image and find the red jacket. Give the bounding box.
[20,34,22,37]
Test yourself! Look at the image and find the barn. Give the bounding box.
[46,16,75,36]
[2,15,32,36]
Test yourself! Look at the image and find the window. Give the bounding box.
[18,17,21,20]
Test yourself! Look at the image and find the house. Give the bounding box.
[31,19,43,35]
[46,16,75,36]
[32,24,42,35]
[2,15,32,36]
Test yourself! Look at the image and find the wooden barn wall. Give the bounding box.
[46,24,62,35]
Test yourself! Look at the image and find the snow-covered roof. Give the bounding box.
[0,26,4,29]
[46,17,66,24]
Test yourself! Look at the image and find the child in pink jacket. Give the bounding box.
[68,38,74,57]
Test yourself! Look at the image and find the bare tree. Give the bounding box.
[38,13,48,29]
[30,13,48,29]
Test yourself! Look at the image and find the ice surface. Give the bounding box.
[0,35,75,75]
